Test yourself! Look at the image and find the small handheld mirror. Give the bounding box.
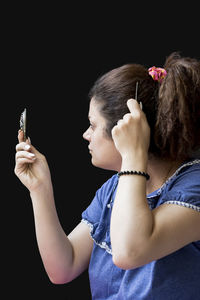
[20,108,27,141]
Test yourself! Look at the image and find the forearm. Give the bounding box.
[15,136,84,282]
[110,156,153,268]
[30,185,74,283]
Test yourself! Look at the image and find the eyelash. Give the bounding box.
[89,121,96,130]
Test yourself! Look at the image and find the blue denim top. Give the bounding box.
[82,159,200,300]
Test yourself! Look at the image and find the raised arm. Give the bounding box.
[15,130,93,283]
[110,99,200,270]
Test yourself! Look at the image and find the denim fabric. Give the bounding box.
[82,159,200,299]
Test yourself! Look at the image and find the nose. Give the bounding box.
[83,128,91,141]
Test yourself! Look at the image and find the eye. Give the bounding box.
[89,122,95,130]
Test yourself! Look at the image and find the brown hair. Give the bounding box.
[155,52,200,159]
[88,52,200,160]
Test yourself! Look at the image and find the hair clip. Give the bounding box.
[135,82,143,110]
[148,66,167,83]
[135,81,138,101]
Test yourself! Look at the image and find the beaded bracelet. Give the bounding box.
[118,170,150,180]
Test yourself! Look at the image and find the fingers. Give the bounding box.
[15,146,36,172]
[18,129,24,143]
[26,136,31,145]
[117,98,143,126]
[16,141,31,152]
[16,131,39,154]
[112,98,148,135]
[18,130,31,143]
[127,98,141,115]
[16,136,36,159]
[16,150,36,162]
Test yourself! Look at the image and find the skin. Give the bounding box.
[110,99,200,269]
[15,97,200,284]
[83,99,122,171]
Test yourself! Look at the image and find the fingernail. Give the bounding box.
[28,153,35,157]
[25,144,31,150]
[140,102,143,110]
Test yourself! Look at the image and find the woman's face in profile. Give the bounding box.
[83,98,121,171]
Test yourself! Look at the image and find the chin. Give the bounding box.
[91,158,117,172]
[91,158,101,169]
[91,158,105,169]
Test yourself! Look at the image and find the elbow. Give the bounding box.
[47,270,72,285]
[42,260,76,284]
[49,274,70,285]
[112,248,146,270]
[112,252,137,270]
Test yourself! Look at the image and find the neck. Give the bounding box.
[146,155,184,195]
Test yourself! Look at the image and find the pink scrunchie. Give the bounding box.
[148,66,167,83]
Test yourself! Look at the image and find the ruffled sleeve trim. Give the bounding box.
[81,219,112,255]
[164,201,200,212]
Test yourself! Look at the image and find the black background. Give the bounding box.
[3,3,200,299]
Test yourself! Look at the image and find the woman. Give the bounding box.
[15,52,200,299]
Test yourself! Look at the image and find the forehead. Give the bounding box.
[88,97,104,120]
[88,97,111,139]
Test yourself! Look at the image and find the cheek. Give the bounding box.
[91,138,105,155]
[90,131,103,147]
[91,136,121,169]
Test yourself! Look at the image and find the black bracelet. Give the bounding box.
[118,170,150,180]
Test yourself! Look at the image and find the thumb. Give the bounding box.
[127,98,139,115]
[18,130,24,143]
